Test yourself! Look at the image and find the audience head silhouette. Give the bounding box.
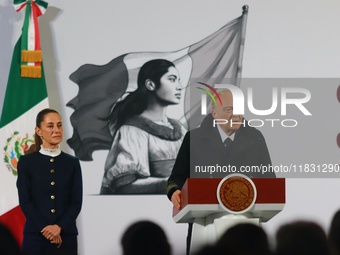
[275,220,330,255]
[121,220,171,255]
[216,223,272,255]
[329,209,340,255]
[0,223,21,255]
[194,243,234,255]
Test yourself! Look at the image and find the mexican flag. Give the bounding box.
[0,0,48,247]
[68,6,249,161]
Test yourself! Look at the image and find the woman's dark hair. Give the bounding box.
[110,59,175,131]
[32,108,60,152]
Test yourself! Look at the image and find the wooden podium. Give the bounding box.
[172,177,285,254]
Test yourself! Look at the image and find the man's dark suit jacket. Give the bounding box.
[167,114,275,200]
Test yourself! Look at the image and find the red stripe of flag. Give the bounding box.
[0,206,25,248]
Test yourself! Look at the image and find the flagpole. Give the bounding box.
[236,5,249,87]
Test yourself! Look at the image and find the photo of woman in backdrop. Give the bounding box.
[67,58,186,194]
[17,108,83,255]
[100,59,186,194]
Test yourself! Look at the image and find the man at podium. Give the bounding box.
[166,88,275,254]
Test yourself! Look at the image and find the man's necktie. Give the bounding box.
[223,138,233,158]
[223,138,233,148]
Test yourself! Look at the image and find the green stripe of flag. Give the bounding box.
[20,2,31,52]
[36,0,49,10]
[0,36,48,128]
[13,0,26,5]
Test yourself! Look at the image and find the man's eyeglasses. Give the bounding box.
[223,107,233,113]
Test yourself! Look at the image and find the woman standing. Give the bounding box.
[100,59,186,194]
[17,108,83,255]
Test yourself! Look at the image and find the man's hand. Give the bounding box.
[41,224,61,241]
[171,190,181,210]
